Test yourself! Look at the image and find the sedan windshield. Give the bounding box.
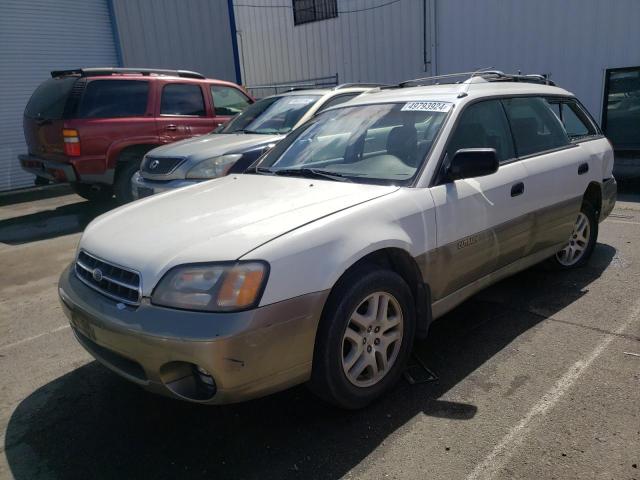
[256,102,449,184]
[221,94,321,134]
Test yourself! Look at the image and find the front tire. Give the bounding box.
[309,267,415,409]
[113,160,142,204]
[549,200,598,269]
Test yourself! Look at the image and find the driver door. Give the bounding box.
[427,99,531,301]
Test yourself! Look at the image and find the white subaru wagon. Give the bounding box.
[58,73,616,409]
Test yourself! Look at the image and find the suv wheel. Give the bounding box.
[113,159,143,204]
[309,267,415,409]
[71,183,113,203]
[549,200,598,269]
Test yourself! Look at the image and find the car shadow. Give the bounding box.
[4,244,615,480]
[0,198,115,245]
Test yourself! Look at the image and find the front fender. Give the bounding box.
[244,189,436,306]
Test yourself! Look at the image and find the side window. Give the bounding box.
[161,84,205,116]
[210,85,252,116]
[315,93,360,113]
[562,101,597,140]
[78,80,149,118]
[446,99,515,163]
[502,97,569,156]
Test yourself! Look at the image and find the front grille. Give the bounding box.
[142,156,184,175]
[75,251,141,305]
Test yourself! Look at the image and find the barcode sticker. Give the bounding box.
[401,101,453,112]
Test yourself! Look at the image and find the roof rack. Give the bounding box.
[397,70,555,88]
[333,83,392,90]
[50,68,205,79]
[246,74,339,96]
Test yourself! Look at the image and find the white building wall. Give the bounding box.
[435,0,640,123]
[234,0,435,88]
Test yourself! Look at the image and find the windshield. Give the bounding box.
[220,94,321,134]
[256,102,450,185]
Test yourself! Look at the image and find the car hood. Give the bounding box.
[147,133,283,162]
[80,174,398,295]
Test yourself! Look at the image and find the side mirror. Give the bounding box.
[446,148,499,181]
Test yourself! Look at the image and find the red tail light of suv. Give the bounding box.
[19,67,253,203]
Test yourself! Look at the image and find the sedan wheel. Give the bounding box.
[556,212,591,266]
[342,292,403,388]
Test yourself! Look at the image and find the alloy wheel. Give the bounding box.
[556,212,591,266]
[341,291,404,388]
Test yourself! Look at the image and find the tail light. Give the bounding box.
[63,129,81,156]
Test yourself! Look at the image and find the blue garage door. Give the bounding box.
[0,0,119,191]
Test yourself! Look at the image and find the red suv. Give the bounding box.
[19,68,253,202]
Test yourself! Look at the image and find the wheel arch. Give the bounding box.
[322,247,432,340]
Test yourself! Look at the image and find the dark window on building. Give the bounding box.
[602,66,640,151]
[161,84,206,116]
[211,85,252,116]
[293,0,338,25]
[502,97,569,157]
[447,100,515,163]
[77,80,149,118]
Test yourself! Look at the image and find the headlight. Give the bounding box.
[185,154,242,179]
[151,261,268,312]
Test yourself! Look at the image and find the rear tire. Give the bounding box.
[113,159,142,204]
[309,266,415,409]
[547,200,598,269]
[71,183,113,202]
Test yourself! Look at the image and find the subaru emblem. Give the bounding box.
[92,268,103,282]
[149,159,160,170]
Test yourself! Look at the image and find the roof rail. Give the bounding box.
[50,68,206,79]
[333,83,392,90]
[396,70,555,88]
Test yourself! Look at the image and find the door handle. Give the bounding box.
[165,124,178,131]
[511,182,525,197]
[578,163,589,175]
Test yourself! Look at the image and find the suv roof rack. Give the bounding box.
[333,83,392,90]
[50,68,205,79]
[397,70,555,88]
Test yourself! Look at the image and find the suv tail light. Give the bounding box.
[63,129,81,156]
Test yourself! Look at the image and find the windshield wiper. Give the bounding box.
[272,168,352,182]
[253,166,274,175]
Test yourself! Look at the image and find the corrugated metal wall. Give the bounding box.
[112,0,238,82]
[435,0,640,123]
[233,0,434,88]
[0,0,119,191]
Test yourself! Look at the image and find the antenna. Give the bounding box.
[456,67,498,98]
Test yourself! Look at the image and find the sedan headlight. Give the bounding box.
[185,154,242,179]
[152,261,268,312]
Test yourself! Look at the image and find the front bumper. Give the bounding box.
[58,265,328,404]
[599,177,617,222]
[131,172,200,199]
[19,154,77,182]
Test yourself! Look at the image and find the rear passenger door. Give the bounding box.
[428,99,530,301]
[157,82,212,143]
[502,96,584,255]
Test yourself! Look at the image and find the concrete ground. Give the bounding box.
[0,182,639,480]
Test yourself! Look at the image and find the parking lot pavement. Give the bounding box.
[1,186,639,480]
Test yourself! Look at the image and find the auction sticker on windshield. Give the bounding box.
[401,101,452,112]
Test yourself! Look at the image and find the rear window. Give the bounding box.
[24,77,77,119]
[78,80,149,118]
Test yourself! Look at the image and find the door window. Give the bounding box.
[78,80,149,118]
[210,85,252,116]
[446,99,515,163]
[545,98,598,141]
[602,67,640,151]
[161,84,205,116]
[502,97,569,156]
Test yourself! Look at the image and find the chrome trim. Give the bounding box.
[74,250,142,306]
